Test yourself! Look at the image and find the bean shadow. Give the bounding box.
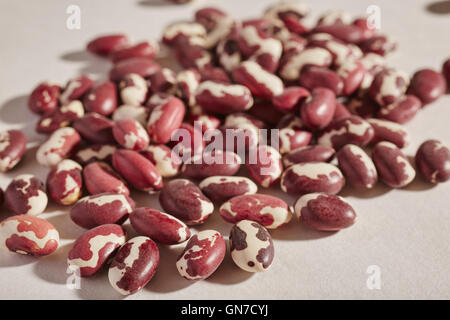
[137,0,177,7]
[338,182,391,199]
[426,0,450,14]
[60,50,111,79]
[0,249,37,268]
[33,243,73,284]
[270,218,337,241]
[0,95,33,125]
[195,207,232,236]
[76,269,126,300]
[205,243,254,285]
[46,212,85,240]
[146,244,193,293]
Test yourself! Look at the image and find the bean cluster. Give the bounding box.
[1,2,450,296]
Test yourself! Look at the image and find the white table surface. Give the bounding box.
[0,0,449,300]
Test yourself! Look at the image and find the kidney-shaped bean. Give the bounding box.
[87,34,129,57]
[182,150,241,179]
[300,87,336,130]
[109,57,160,82]
[46,159,83,205]
[199,176,258,202]
[408,69,446,104]
[337,144,377,189]
[73,113,115,145]
[368,118,410,148]
[83,162,129,196]
[0,129,27,173]
[5,174,48,216]
[299,67,343,96]
[415,139,450,184]
[246,145,283,188]
[28,82,60,114]
[36,127,81,167]
[283,145,335,167]
[378,95,421,124]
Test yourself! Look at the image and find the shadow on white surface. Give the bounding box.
[270,219,337,241]
[205,250,254,285]
[426,0,450,14]
[60,50,111,79]
[0,95,33,125]
[0,250,36,268]
[33,243,72,285]
[138,0,176,7]
[46,212,85,241]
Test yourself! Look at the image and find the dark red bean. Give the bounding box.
[46,159,83,205]
[415,139,450,184]
[359,35,397,56]
[0,129,27,173]
[368,118,410,148]
[408,69,446,104]
[283,145,335,167]
[73,113,115,145]
[110,41,159,63]
[300,87,336,130]
[28,82,61,114]
[299,67,343,96]
[83,81,118,116]
[83,162,129,196]
[199,176,258,202]
[337,144,378,189]
[272,86,310,113]
[87,34,129,57]
[109,57,160,82]
[182,150,241,179]
[377,95,422,124]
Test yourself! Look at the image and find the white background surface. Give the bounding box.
[0,0,449,300]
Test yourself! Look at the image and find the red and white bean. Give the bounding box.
[46,159,83,205]
[4,174,48,216]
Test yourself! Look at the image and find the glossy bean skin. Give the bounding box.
[36,100,84,134]
[299,67,343,96]
[159,179,214,225]
[294,193,356,231]
[46,159,83,205]
[220,194,292,229]
[87,34,129,57]
[300,87,336,131]
[109,236,160,295]
[36,127,81,167]
[112,149,163,192]
[230,220,274,272]
[59,75,94,105]
[359,35,397,56]
[199,176,258,202]
[111,41,159,63]
[73,113,115,145]
[176,230,226,280]
[83,162,130,196]
[246,145,283,188]
[70,193,135,229]
[368,118,410,148]
[377,95,422,124]
[4,174,48,216]
[408,69,446,104]
[0,215,59,256]
[415,140,450,184]
[279,47,332,81]
[272,86,310,113]
[109,57,160,82]
[182,150,241,179]
[369,68,409,106]
[67,224,126,277]
[283,145,335,167]
[74,144,117,166]
[372,141,416,188]
[28,82,60,114]
[0,130,27,173]
[130,208,191,245]
[337,60,366,96]
[113,118,150,151]
[141,144,181,178]
[84,81,118,116]
[317,115,374,150]
[280,162,345,195]
[337,144,378,189]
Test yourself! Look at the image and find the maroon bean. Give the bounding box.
[141,144,181,178]
[83,162,129,196]
[313,24,365,43]
[159,179,214,225]
[368,118,410,148]
[300,87,336,130]
[182,150,241,179]
[0,215,59,256]
[272,86,310,113]
[74,144,117,166]
[0,188,3,207]
[195,7,235,48]
[5,174,48,216]
[162,22,207,46]
[199,176,258,202]
[415,139,450,184]
[277,118,313,154]
[173,36,212,69]
[199,65,231,83]
[246,145,283,188]
[130,208,191,245]
[369,68,410,106]
[308,33,361,67]
[28,82,61,114]
[36,100,84,134]
[0,129,26,173]
[408,69,446,104]
[280,162,345,195]
[359,35,397,56]
[118,73,149,107]
[109,236,159,295]
[176,230,225,280]
[195,80,253,114]
[83,81,118,116]
[73,113,115,145]
[372,141,415,188]
[68,224,126,277]
[110,41,159,63]
[112,149,163,192]
[337,144,378,189]
[264,2,309,33]
[294,193,356,231]
[60,75,94,105]
[36,127,81,167]
[230,220,274,272]
[347,93,380,119]
[46,159,83,205]
[299,67,343,96]
[333,101,351,121]
[220,194,291,229]
[87,34,129,57]
[377,95,422,124]
[170,122,205,159]
[317,115,374,150]
[149,68,177,94]
[176,69,201,107]
[283,145,336,167]
[233,61,284,99]
[147,96,185,144]
[109,57,160,82]
[70,193,135,229]
[279,47,332,81]
[113,118,150,151]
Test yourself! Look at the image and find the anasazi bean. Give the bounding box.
[46,159,83,205]
[0,215,60,256]
[199,176,258,202]
[5,174,48,216]
[408,69,446,104]
[294,193,356,231]
[220,194,292,229]
[230,220,274,273]
[176,230,226,280]
[83,162,130,196]
[0,129,27,173]
[337,144,378,189]
[68,224,126,277]
[415,140,450,184]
